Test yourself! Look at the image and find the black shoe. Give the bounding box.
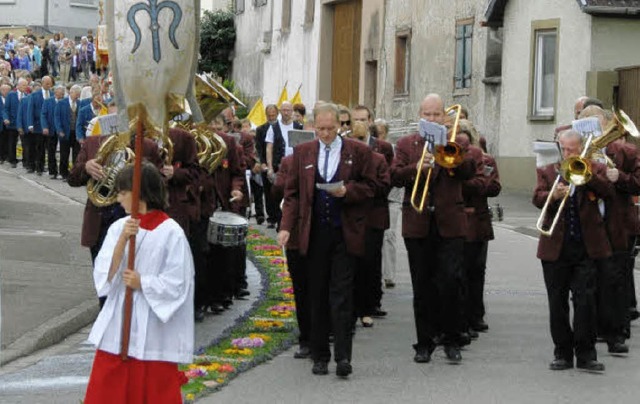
[256,217,265,225]
[10,163,17,168]
[444,345,462,363]
[312,361,328,375]
[235,289,250,298]
[471,321,489,332]
[468,329,479,339]
[630,309,640,321]
[49,174,57,180]
[459,332,472,347]
[608,342,629,354]
[549,358,573,370]
[336,360,352,377]
[371,307,387,318]
[267,223,275,229]
[36,171,42,176]
[209,303,224,314]
[194,308,205,323]
[414,348,433,363]
[221,298,233,309]
[576,360,605,372]
[27,169,34,173]
[294,346,311,359]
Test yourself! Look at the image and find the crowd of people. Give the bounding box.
[3,64,640,389]
[2,29,98,86]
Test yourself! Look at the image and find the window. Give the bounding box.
[530,23,558,119]
[234,0,245,14]
[70,0,98,7]
[254,0,267,6]
[304,0,315,26]
[454,20,473,89]
[282,0,292,32]
[395,31,411,95]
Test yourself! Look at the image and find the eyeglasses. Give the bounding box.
[340,120,351,126]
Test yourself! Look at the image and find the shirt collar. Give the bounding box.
[320,135,342,150]
[139,210,170,230]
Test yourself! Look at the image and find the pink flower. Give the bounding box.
[281,287,294,294]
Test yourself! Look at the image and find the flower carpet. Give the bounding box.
[181,228,298,402]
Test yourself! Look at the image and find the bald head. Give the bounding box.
[419,94,445,124]
[42,76,52,91]
[574,96,589,119]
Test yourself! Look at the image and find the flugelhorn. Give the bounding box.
[410,104,464,213]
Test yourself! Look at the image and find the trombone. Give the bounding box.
[410,104,465,213]
[536,108,640,236]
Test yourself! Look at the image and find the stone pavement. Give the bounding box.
[0,163,97,366]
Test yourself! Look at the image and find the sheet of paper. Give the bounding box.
[315,180,344,192]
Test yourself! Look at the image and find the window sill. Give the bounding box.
[528,115,555,122]
[393,93,410,101]
[482,76,502,85]
[453,88,471,97]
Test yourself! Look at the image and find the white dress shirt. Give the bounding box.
[318,136,342,181]
[265,120,295,156]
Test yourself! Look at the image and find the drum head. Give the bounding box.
[211,211,249,226]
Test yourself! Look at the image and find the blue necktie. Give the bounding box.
[323,145,330,180]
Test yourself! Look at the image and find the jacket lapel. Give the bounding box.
[303,140,319,201]
[338,138,354,182]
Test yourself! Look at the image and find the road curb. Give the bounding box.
[0,299,99,366]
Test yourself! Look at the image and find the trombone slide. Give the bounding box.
[536,175,572,237]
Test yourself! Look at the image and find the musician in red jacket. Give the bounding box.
[533,129,614,372]
[277,103,377,378]
[391,94,479,364]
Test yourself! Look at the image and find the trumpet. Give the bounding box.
[410,104,465,213]
[536,108,640,236]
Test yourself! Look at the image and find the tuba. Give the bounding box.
[191,123,227,173]
[87,134,135,207]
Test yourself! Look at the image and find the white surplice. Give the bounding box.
[88,217,195,364]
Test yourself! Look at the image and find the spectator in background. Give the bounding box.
[374,118,389,142]
[58,39,73,85]
[293,103,306,125]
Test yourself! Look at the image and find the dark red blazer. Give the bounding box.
[463,150,501,242]
[605,141,640,251]
[391,133,479,239]
[533,163,614,261]
[367,151,391,230]
[166,128,200,235]
[213,131,246,214]
[280,138,377,257]
[369,137,394,167]
[68,136,163,248]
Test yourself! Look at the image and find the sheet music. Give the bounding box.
[533,140,561,168]
[418,119,448,152]
[572,117,602,139]
[288,130,316,147]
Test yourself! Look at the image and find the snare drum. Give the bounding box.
[207,211,249,247]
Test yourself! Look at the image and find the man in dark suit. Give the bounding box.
[54,84,82,179]
[266,102,303,228]
[255,104,278,225]
[3,79,27,168]
[41,85,64,179]
[0,84,9,164]
[278,102,377,378]
[391,94,480,364]
[534,129,613,372]
[27,75,53,175]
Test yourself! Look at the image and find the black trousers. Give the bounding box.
[27,132,46,173]
[404,223,465,350]
[232,244,247,293]
[6,129,18,164]
[625,236,638,311]
[59,131,80,178]
[207,243,236,304]
[46,134,59,175]
[0,128,8,162]
[251,177,265,220]
[596,252,627,342]
[188,218,209,309]
[287,249,310,347]
[20,133,30,168]
[307,224,355,363]
[541,240,597,362]
[355,227,384,317]
[463,241,489,327]
[262,172,279,223]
